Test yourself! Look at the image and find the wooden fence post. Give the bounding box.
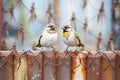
[101,52,115,80]
[71,52,87,80]
[8,54,14,80]
[14,54,27,80]
[27,56,31,80]
[115,52,120,80]
[42,53,45,80]
[87,51,102,80]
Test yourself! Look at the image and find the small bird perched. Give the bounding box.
[62,24,84,51]
[36,23,58,50]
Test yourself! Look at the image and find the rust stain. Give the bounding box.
[27,56,31,80]
[71,53,87,80]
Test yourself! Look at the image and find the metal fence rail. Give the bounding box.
[0,50,120,80]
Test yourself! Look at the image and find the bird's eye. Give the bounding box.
[48,26,53,28]
[68,27,71,28]
[66,27,71,29]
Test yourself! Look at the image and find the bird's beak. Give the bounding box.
[51,27,56,30]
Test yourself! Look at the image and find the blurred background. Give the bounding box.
[1,0,120,50]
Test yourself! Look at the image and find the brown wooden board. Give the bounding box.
[14,56,27,80]
[115,54,120,80]
[101,57,115,80]
[28,54,42,80]
[27,56,31,80]
[0,57,3,80]
[70,52,87,80]
[44,55,57,80]
[101,52,115,80]
[0,51,120,80]
[0,56,8,80]
[87,56,102,80]
[8,55,14,80]
[57,56,71,80]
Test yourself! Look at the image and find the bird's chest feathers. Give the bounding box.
[47,30,56,34]
[63,32,71,39]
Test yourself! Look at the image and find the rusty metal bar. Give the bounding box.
[70,52,87,80]
[55,55,58,80]
[70,56,76,80]
[115,54,120,80]
[42,53,45,80]
[8,55,14,80]
[80,55,87,80]
[27,56,31,80]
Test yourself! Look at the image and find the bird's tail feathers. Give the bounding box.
[78,43,84,47]
[36,43,41,47]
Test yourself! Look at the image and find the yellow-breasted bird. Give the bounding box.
[62,24,84,50]
[36,23,58,50]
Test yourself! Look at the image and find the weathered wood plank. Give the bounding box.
[101,52,115,80]
[71,52,87,80]
[0,51,119,80]
[27,56,31,80]
[8,55,14,80]
[29,53,42,80]
[0,57,2,80]
[80,53,87,80]
[71,56,78,80]
[41,51,58,80]
[115,54,120,80]
[42,53,45,80]
[0,56,8,80]
[87,52,102,80]
[14,56,27,80]
[56,54,71,80]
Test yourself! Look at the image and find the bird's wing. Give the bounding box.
[74,32,84,47]
[74,32,80,42]
[36,34,43,47]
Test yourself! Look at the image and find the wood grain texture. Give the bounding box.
[27,56,31,80]
[29,54,42,80]
[57,56,71,80]
[8,55,14,80]
[101,52,115,80]
[87,56,102,80]
[115,54,120,80]
[80,56,87,80]
[14,56,27,80]
[44,56,56,80]
[0,56,8,80]
[42,53,45,80]
[70,52,87,80]
[102,57,114,80]
[0,51,119,80]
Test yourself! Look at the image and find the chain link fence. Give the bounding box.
[0,50,120,80]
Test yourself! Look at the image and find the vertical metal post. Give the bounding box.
[41,53,45,80]
[27,56,31,80]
